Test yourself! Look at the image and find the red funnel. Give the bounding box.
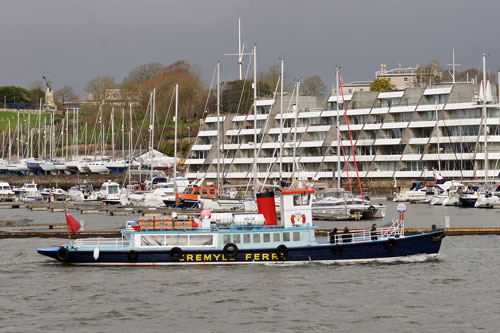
[256,192,277,226]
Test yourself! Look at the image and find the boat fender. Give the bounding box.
[170,247,183,261]
[223,243,238,258]
[56,246,69,261]
[385,238,397,252]
[93,247,100,261]
[127,250,139,263]
[369,205,375,212]
[276,244,288,260]
[432,233,446,242]
[331,244,343,256]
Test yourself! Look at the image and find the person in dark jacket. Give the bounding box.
[370,224,378,240]
[342,226,352,243]
[329,228,338,244]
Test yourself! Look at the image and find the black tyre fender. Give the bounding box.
[385,238,397,252]
[56,247,69,261]
[369,205,376,212]
[223,243,238,258]
[127,250,139,263]
[170,247,183,261]
[331,244,343,256]
[276,244,288,260]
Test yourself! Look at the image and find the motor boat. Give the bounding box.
[68,181,98,202]
[98,180,126,205]
[0,182,16,201]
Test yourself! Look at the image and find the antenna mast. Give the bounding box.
[224,19,251,80]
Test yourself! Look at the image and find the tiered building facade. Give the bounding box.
[185,83,500,185]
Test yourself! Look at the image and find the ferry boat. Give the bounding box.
[37,188,445,265]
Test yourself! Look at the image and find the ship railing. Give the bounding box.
[72,236,129,250]
[325,226,403,244]
[381,218,405,238]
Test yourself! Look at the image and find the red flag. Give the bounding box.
[65,209,81,235]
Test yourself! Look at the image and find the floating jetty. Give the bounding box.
[2,228,500,239]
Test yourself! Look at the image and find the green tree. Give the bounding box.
[28,80,45,105]
[370,78,395,92]
[0,86,30,104]
[215,79,272,115]
[302,75,327,98]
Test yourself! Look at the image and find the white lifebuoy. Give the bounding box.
[291,213,305,225]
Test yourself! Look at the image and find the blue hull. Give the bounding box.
[37,230,445,265]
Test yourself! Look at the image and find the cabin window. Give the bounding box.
[244,234,251,243]
[263,233,271,243]
[253,234,261,243]
[164,235,188,246]
[108,186,119,194]
[189,235,214,246]
[273,233,280,242]
[293,194,310,206]
[223,234,231,244]
[293,232,300,241]
[283,232,290,242]
[209,189,216,195]
[233,234,241,244]
[193,189,200,195]
[202,189,208,196]
[141,235,165,246]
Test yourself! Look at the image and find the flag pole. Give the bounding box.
[65,207,71,240]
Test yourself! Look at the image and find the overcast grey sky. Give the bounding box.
[1,0,499,96]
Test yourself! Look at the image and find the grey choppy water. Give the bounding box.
[1,203,500,332]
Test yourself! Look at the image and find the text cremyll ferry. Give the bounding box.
[37,188,445,265]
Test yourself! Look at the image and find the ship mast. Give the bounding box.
[482,53,488,185]
[174,84,178,194]
[253,44,258,195]
[279,58,284,183]
[216,61,221,194]
[336,66,341,191]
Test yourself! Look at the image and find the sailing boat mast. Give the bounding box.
[16,110,19,162]
[100,105,104,160]
[436,100,441,173]
[252,44,258,195]
[174,84,179,194]
[66,108,69,161]
[8,120,11,164]
[27,114,31,158]
[482,52,488,185]
[121,107,125,160]
[336,66,341,191]
[129,102,133,185]
[292,81,299,179]
[111,106,115,160]
[37,99,42,158]
[150,89,155,183]
[216,61,221,194]
[279,58,284,183]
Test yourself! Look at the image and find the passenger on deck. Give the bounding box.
[370,224,378,240]
[342,226,352,243]
[329,228,338,244]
